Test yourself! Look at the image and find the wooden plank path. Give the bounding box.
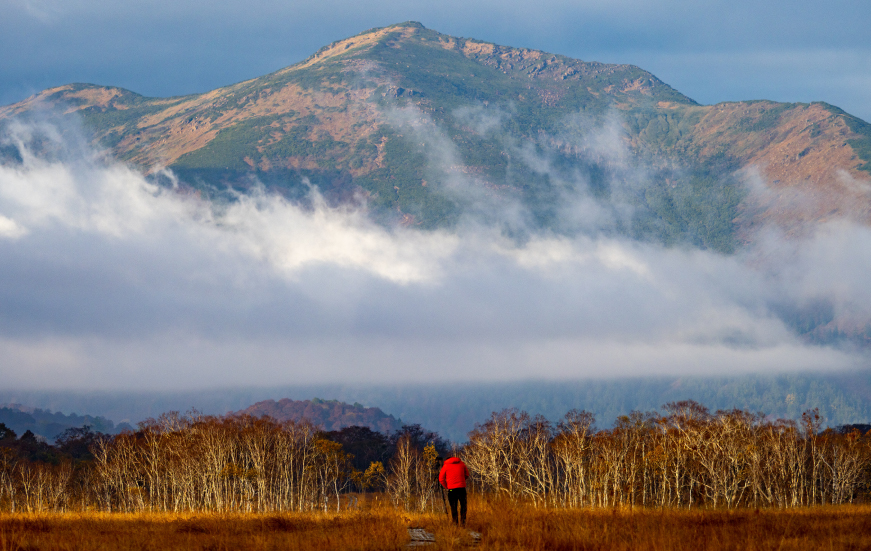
[407,527,481,547]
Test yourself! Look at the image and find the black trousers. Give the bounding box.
[447,487,467,526]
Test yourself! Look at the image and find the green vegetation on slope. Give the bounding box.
[634,170,743,252]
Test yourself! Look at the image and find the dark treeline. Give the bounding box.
[0,402,869,513]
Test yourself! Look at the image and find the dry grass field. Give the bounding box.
[1,497,870,551]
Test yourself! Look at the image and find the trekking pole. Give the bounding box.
[436,457,448,516]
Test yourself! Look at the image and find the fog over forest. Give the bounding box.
[2,372,870,443]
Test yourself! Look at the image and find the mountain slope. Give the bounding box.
[236,398,403,433]
[2,21,870,246]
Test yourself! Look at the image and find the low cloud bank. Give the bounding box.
[0,115,868,390]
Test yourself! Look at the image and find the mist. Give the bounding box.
[0,110,869,392]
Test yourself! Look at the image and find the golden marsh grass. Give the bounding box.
[1,498,870,550]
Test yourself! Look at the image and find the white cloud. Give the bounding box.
[220,187,459,284]
[0,116,870,390]
[0,123,459,285]
[0,215,26,239]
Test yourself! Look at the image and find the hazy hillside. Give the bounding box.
[2,372,869,443]
[0,404,132,441]
[361,373,871,441]
[2,22,869,251]
[236,397,403,433]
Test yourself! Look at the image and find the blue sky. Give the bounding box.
[2,0,870,121]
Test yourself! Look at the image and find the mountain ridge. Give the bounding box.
[2,21,870,244]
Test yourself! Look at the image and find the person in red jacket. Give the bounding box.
[438,454,470,526]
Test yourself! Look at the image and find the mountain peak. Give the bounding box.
[391,21,426,29]
[290,21,429,71]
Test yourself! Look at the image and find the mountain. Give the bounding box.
[236,397,403,433]
[2,21,870,252]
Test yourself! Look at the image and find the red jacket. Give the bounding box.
[439,457,469,489]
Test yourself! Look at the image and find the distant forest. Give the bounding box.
[1,371,869,443]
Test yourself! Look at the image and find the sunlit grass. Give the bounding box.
[2,496,870,550]
[465,498,871,550]
[0,508,408,551]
